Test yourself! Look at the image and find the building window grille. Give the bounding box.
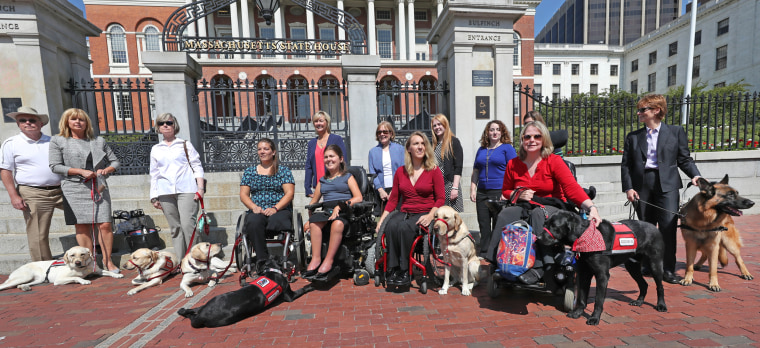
[590,64,598,75]
[571,84,579,97]
[376,10,391,20]
[631,80,638,93]
[693,55,700,78]
[717,18,729,36]
[667,65,677,86]
[610,65,618,76]
[414,11,427,21]
[109,25,127,64]
[378,29,393,59]
[590,84,598,95]
[571,64,579,75]
[715,45,727,70]
[533,84,542,97]
[534,64,542,75]
[668,42,677,57]
[694,30,701,45]
[648,73,656,92]
[631,59,638,72]
[552,64,561,75]
[649,51,657,65]
[552,84,560,100]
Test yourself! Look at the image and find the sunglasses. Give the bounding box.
[157,121,174,126]
[637,107,654,113]
[522,134,542,140]
[17,118,37,124]
[376,130,390,135]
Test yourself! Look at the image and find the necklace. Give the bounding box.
[484,143,500,182]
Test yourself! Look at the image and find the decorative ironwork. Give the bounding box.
[66,78,157,175]
[197,77,349,172]
[163,0,367,55]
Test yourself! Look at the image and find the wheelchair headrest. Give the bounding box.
[549,129,568,149]
[347,166,368,195]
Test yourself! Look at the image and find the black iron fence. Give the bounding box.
[515,83,760,156]
[66,78,156,174]
[376,79,449,145]
[196,77,349,172]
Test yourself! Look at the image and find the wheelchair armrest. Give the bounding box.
[305,203,324,211]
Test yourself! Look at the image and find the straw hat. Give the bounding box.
[6,106,49,126]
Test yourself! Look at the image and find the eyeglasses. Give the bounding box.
[376,130,390,135]
[637,107,654,113]
[157,121,174,126]
[522,134,542,140]
[17,118,37,124]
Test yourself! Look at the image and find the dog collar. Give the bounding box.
[543,227,556,241]
[679,224,728,233]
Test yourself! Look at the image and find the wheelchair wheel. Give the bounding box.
[365,242,377,278]
[424,232,446,288]
[487,273,499,298]
[293,212,308,271]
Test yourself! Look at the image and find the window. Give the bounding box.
[571,64,579,75]
[571,84,579,97]
[414,11,427,21]
[590,64,598,75]
[290,27,307,58]
[668,42,678,56]
[694,30,701,45]
[714,82,726,88]
[610,84,618,92]
[113,87,133,120]
[552,64,561,75]
[693,55,700,78]
[610,65,618,76]
[288,75,311,121]
[715,45,727,70]
[319,27,336,59]
[108,25,127,64]
[415,37,427,61]
[649,51,657,65]
[144,26,161,52]
[717,18,729,36]
[648,73,656,92]
[590,84,598,95]
[260,27,275,58]
[534,64,542,75]
[512,33,521,67]
[377,29,392,59]
[533,84,542,97]
[552,84,560,100]
[631,59,638,72]
[667,65,677,86]
[376,10,391,20]
[631,80,638,93]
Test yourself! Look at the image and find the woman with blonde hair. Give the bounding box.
[149,113,205,257]
[430,114,463,212]
[304,110,347,197]
[375,131,444,287]
[49,108,120,272]
[367,121,405,216]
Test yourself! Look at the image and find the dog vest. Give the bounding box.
[44,259,66,283]
[249,276,283,306]
[609,222,637,254]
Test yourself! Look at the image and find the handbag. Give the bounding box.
[183,141,208,189]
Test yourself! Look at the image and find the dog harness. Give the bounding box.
[609,222,637,254]
[572,224,606,252]
[249,275,283,306]
[44,259,66,283]
[130,256,176,281]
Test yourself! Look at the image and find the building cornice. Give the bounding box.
[83,0,185,7]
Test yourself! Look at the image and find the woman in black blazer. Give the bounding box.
[621,94,701,284]
[431,114,463,212]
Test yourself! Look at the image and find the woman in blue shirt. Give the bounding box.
[367,121,405,216]
[469,120,517,258]
[239,138,295,272]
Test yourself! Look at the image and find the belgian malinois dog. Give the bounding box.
[679,174,755,292]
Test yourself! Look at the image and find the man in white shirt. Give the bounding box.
[1,106,63,261]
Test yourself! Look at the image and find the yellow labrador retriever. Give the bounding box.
[122,248,179,296]
[180,242,236,298]
[0,246,124,291]
[434,206,480,296]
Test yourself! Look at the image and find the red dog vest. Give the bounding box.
[610,222,637,254]
[250,276,283,306]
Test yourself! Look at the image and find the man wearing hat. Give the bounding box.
[1,106,63,261]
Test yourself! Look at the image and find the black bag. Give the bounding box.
[125,227,163,252]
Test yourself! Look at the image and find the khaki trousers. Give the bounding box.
[18,185,64,261]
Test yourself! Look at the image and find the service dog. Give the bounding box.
[122,248,179,296]
[538,211,667,325]
[0,246,123,291]
[180,242,236,298]
[679,175,755,292]
[177,258,314,328]
[433,206,480,296]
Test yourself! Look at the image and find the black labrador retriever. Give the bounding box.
[177,259,314,328]
[537,210,667,325]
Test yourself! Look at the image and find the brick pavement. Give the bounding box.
[1,215,759,347]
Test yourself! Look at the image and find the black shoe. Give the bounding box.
[518,268,544,285]
[395,270,411,286]
[313,266,338,282]
[663,271,681,284]
[302,269,318,279]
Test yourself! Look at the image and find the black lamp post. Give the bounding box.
[255,0,280,25]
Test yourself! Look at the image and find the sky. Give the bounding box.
[67,0,691,32]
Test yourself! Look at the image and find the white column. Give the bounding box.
[397,0,406,61]
[230,1,240,38]
[368,0,377,55]
[275,7,284,59]
[241,0,251,37]
[407,0,416,60]
[655,0,661,29]
[307,7,316,60]
[436,0,443,16]
[185,0,195,36]
[337,0,345,40]
[198,15,207,59]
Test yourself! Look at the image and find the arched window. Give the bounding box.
[108,25,128,64]
[318,76,342,121]
[287,75,310,122]
[513,33,521,69]
[144,26,161,51]
[254,75,277,118]
[377,76,401,123]
[418,76,439,115]
[211,75,236,124]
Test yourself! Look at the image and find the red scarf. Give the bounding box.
[572,224,606,252]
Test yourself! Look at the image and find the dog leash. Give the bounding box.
[420,224,451,267]
[625,199,685,218]
[88,178,103,272]
[208,234,242,281]
[185,193,211,257]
